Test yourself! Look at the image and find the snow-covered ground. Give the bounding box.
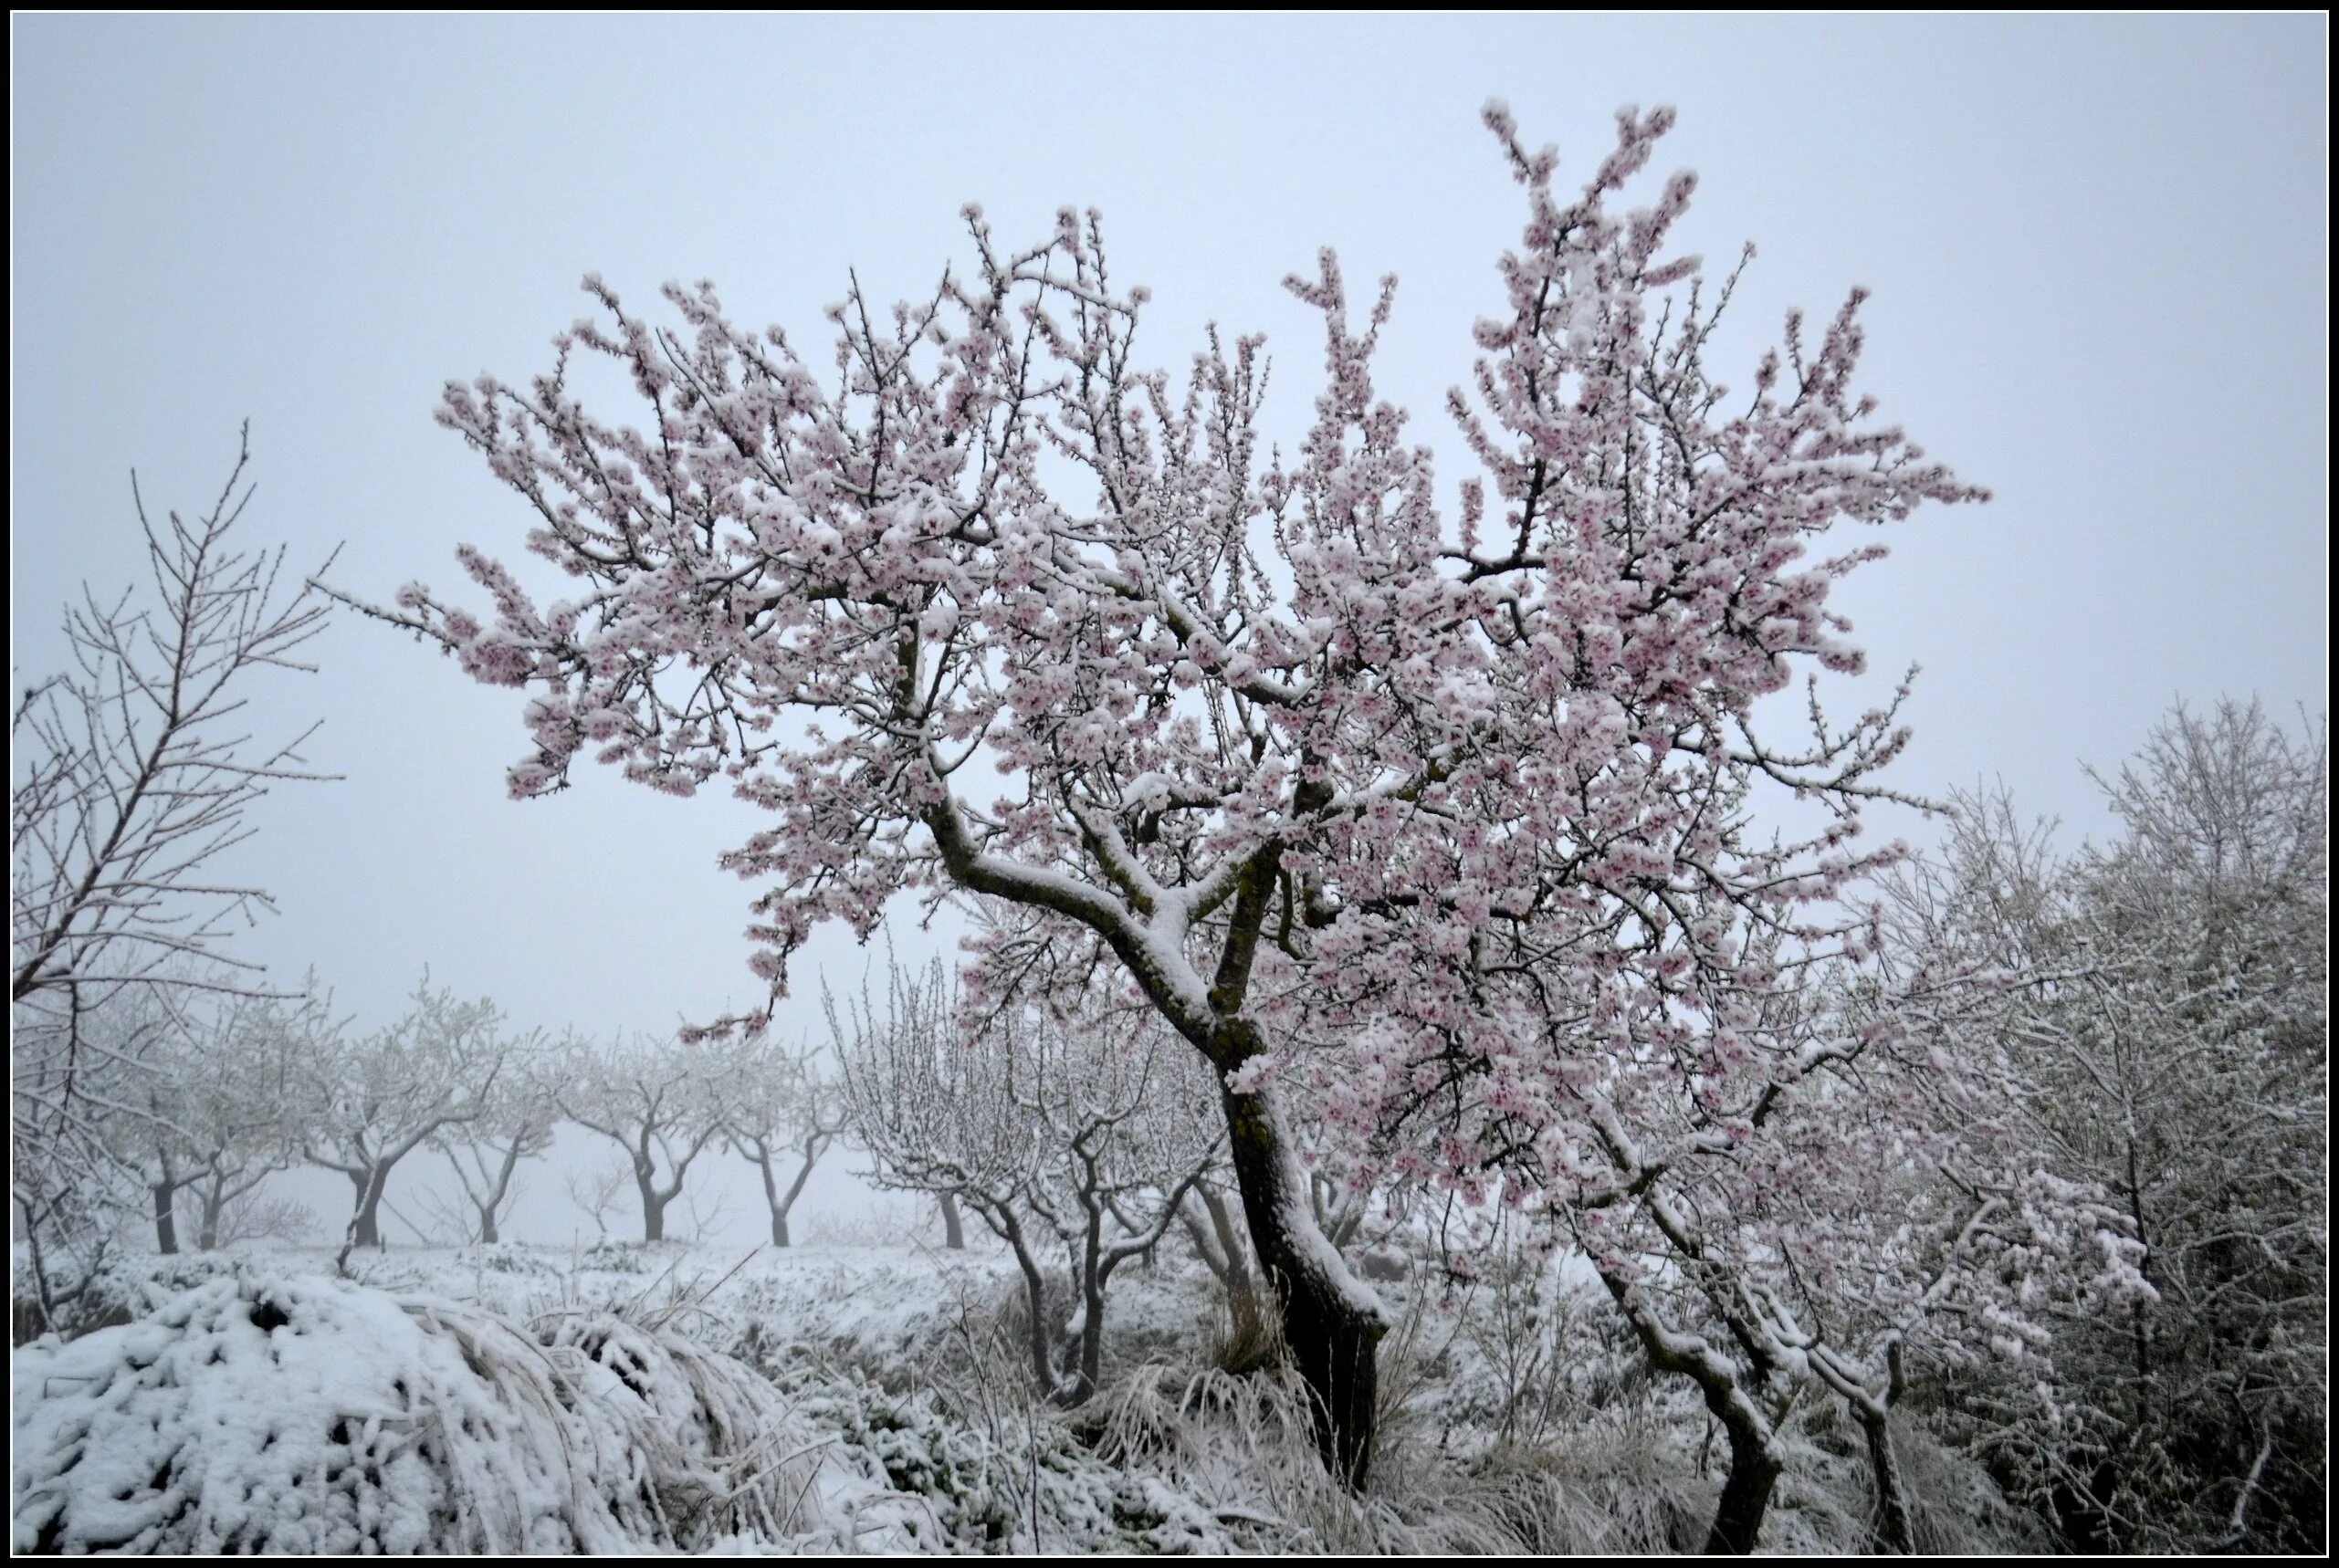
[12,1239,2032,1554]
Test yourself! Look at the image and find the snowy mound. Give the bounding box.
[11,1271,829,1553]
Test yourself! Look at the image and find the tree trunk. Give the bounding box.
[1705,1422,1782,1554]
[997,1207,1058,1396]
[1071,1220,1106,1404]
[342,1166,390,1249]
[1218,1080,1383,1488]
[351,1177,383,1252]
[939,1191,966,1250]
[152,1182,180,1255]
[1194,1182,1264,1338]
[930,795,1379,1478]
[477,1136,522,1245]
[750,1148,795,1247]
[637,1168,666,1242]
[1600,1260,1780,1553]
[1862,1408,1917,1553]
[198,1183,224,1250]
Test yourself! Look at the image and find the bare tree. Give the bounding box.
[560,1034,732,1244]
[837,959,1222,1406]
[429,1039,557,1244]
[563,1154,634,1242]
[433,1120,551,1247]
[1179,1176,1266,1342]
[9,986,163,1334]
[297,979,522,1249]
[721,1033,843,1248]
[11,424,334,1009]
[192,1189,319,1250]
[1888,700,2328,1552]
[11,426,331,1311]
[135,988,320,1253]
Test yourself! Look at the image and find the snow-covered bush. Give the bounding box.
[16,1237,2063,1555]
[10,1270,834,1553]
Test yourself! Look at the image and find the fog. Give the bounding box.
[13,15,2326,1251]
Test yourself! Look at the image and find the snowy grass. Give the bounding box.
[11,1269,839,1552]
[13,1239,2032,1554]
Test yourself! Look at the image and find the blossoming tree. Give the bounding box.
[351,102,1983,1484]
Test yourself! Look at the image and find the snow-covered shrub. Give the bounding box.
[800,1374,1232,1554]
[1200,1281,1286,1376]
[10,1247,241,1347]
[540,1310,829,1541]
[11,1271,834,1553]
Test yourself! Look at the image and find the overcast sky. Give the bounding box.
[11,15,2326,1242]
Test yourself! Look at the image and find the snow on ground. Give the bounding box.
[13,1239,2023,1554]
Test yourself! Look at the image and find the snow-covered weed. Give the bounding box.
[12,1242,2051,1555]
[10,1270,839,1553]
[540,1309,831,1542]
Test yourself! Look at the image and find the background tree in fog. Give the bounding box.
[560,1032,734,1244]
[428,1035,559,1245]
[298,979,523,1250]
[720,1031,844,1249]
[837,957,1222,1406]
